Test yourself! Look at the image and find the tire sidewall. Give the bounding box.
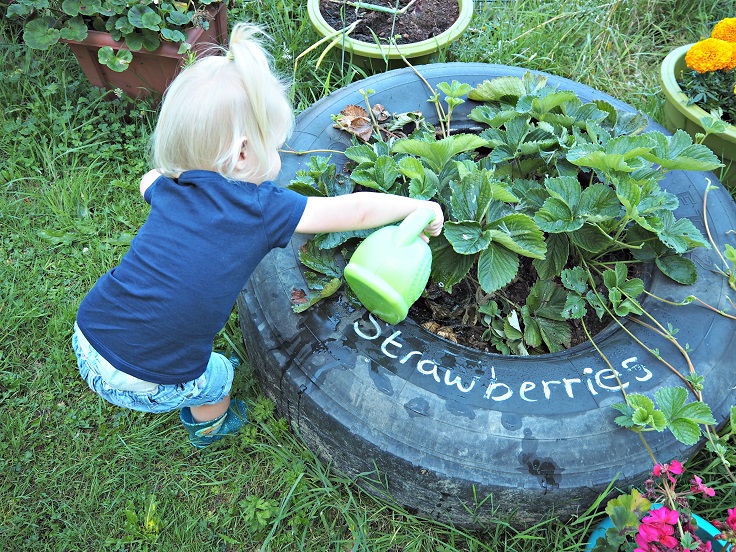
[238,63,736,525]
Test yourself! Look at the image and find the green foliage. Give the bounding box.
[2,1,734,549]
[115,495,162,545]
[97,46,133,72]
[679,68,736,126]
[521,280,571,352]
[590,488,651,551]
[239,495,279,532]
[5,0,224,71]
[611,387,716,446]
[292,240,343,312]
[291,73,720,355]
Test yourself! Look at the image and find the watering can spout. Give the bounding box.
[344,208,436,325]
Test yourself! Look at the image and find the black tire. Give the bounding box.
[237,63,736,526]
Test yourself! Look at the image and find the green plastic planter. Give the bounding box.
[307,0,473,73]
[660,44,736,187]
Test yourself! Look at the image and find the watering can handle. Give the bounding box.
[394,208,436,247]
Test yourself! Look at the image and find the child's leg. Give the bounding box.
[179,353,248,448]
[73,326,248,447]
[190,395,230,422]
[180,397,248,448]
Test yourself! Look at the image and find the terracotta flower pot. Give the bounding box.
[660,44,736,188]
[62,4,228,101]
[307,0,474,73]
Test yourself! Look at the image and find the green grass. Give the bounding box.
[2,0,735,549]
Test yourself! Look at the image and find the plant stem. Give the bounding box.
[689,296,736,320]
[625,317,698,395]
[636,431,658,465]
[391,43,449,137]
[643,290,736,320]
[293,19,360,75]
[582,260,694,389]
[328,0,416,16]
[581,317,626,399]
[280,145,347,156]
[361,89,380,135]
[702,178,736,292]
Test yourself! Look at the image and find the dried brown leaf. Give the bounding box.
[421,321,458,343]
[341,104,368,118]
[349,117,373,141]
[290,288,308,305]
[372,103,390,122]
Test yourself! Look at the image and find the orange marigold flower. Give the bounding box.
[726,43,736,71]
[712,17,736,43]
[685,38,733,73]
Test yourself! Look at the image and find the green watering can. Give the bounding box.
[344,208,435,325]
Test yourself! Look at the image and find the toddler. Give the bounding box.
[73,23,444,448]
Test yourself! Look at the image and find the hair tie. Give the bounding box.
[226,51,235,61]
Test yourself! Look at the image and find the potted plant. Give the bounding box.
[586,460,735,551]
[660,17,736,187]
[306,0,474,73]
[237,63,736,526]
[6,0,228,99]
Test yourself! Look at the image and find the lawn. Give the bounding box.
[1,0,734,550]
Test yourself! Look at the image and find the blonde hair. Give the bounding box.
[152,23,293,183]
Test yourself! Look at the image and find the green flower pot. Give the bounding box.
[307,0,474,73]
[660,43,736,188]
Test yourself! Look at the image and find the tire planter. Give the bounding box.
[237,63,736,527]
[307,0,474,73]
[660,44,736,188]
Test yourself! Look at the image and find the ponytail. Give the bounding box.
[227,23,294,178]
[152,23,294,183]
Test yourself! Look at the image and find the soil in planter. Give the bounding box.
[319,0,459,44]
[408,257,624,353]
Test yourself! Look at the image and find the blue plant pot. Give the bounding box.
[585,504,731,551]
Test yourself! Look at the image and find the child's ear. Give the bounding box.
[234,137,248,170]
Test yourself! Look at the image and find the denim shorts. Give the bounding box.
[72,323,233,413]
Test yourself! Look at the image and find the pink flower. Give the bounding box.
[727,507,736,531]
[690,475,716,497]
[652,460,684,482]
[635,506,680,550]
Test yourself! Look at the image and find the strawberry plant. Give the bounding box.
[289,72,723,355]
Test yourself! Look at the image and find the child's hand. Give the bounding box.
[420,201,444,242]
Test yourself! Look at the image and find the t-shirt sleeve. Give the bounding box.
[143,179,160,205]
[257,181,309,249]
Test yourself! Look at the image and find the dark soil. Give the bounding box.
[408,257,622,354]
[319,0,459,44]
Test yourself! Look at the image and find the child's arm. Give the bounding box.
[140,169,162,197]
[295,192,444,240]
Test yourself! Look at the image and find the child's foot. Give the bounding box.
[179,399,248,448]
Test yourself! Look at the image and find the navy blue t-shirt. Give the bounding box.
[77,170,308,384]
